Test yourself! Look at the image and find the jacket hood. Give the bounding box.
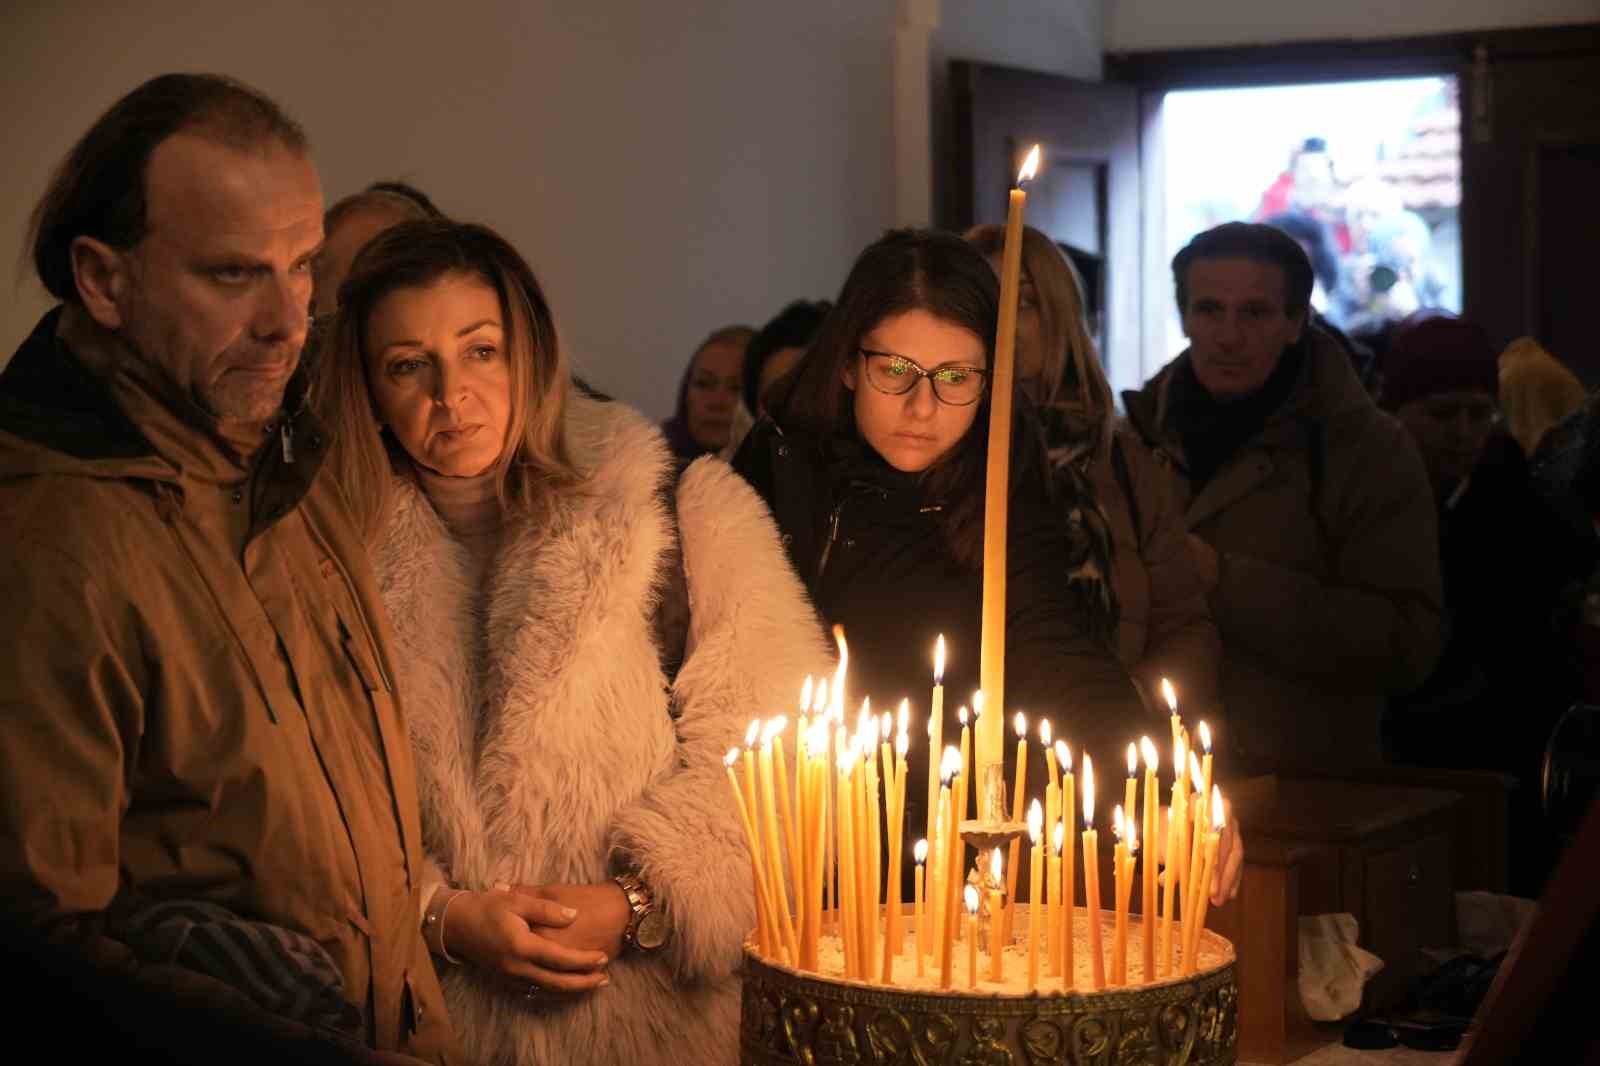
[1124,325,1372,450]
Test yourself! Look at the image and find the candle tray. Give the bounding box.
[739,924,1237,1066]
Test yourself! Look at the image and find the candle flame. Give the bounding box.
[1018,143,1041,185]
[1141,736,1159,772]
[813,677,829,715]
[1199,720,1212,754]
[896,732,909,758]
[1014,711,1027,739]
[1055,739,1071,771]
[964,884,980,914]
[724,747,739,768]
[1189,750,1204,793]
[958,705,968,726]
[915,839,929,864]
[933,634,945,682]
[799,675,814,712]
[1028,798,1043,843]
[1175,733,1188,776]
[1039,718,1052,747]
[972,690,984,718]
[745,720,760,748]
[1128,823,1139,854]
[1083,754,1095,823]
[898,698,910,736]
[991,847,1003,880]
[1053,819,1065,854]
[881,711,892,742]
[1127,742,1138,777]
[1212,785,1225,831]
[1112,804,1125,841]
[1161,677,1177,715]
[837,743,855,773]
[941,745,963,782]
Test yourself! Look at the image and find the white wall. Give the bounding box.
[1108,0,1598,52]
[0,1,897,417]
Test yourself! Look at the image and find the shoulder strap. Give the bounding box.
[651,458,692,698]
[1110,435,1142,546]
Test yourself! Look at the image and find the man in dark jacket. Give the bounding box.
[1125,223,1443,774]
[0,74,456,1061]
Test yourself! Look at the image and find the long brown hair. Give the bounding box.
[315,219,581,540]
[965,224,1115,459]
[777,228,1049,569]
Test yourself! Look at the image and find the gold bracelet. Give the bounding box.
[423,887,464,963]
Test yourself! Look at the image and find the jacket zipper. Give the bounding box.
[816,501,843,582]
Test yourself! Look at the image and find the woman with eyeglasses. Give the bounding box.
[734,229,1152,858]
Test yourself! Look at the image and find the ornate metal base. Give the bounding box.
[739,933,1238,1065]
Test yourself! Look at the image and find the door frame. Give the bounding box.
[1105,22,1600,363]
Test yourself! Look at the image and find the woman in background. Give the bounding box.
[661,325,752,462]
[318,220,826,1065]
[966,224,1221,714]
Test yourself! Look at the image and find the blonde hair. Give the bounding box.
[1499,337,1587,456]
[314,219,582,541]
[964,223,1115,458]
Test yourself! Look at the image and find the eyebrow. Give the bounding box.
[381,319,502,355]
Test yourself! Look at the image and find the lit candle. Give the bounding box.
[760,723,799,965]
[928,781,948,970]
[1081,754,1104,989]
[965,884,980,990]
[978,144,1042,793]
[836,742,859,978]
[726,748,775,957]
[1184,786,1225,975]
[1184,726,1213,945]
[913,839,928,977]
[1004,712,1028,945]
[1048,820,1064,977]
[1057,740,1075,991]
[938,746,963,989]
[885,721,909,967]
[1162,677,1181,754]
[1124,814,1139,982]
[860,708,881,981]
[1167,731,1189,975]
[1111,805,1128,985]
[772,718,803,946]
[1124,743,1139,856]
[1042,719,1058,793]
[926,636,946,860]
[988,847,1005,982]
[743,722,783,962]
[958,703,972,823]
[1027,799,1044,991]
[1141,737,1159,985]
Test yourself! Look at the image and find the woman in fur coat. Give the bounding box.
[317,219,828,1065]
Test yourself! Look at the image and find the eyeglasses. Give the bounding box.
[858,350,989,406]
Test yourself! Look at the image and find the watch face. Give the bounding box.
[636,909,669,951]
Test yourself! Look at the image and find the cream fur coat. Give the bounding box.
[373,395,829,1065]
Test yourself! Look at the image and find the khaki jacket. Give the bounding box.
[0,309,456,1061]
[1090,427,1222,714]
[1124,328,1443,771]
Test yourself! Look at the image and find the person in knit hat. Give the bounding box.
[1380,313,1502,501]
[1499,337,1588,459]
[1382,314,1597,894]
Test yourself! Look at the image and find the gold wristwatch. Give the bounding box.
[614,871,669,953]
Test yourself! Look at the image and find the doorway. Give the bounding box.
[1155,76,1462,365]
